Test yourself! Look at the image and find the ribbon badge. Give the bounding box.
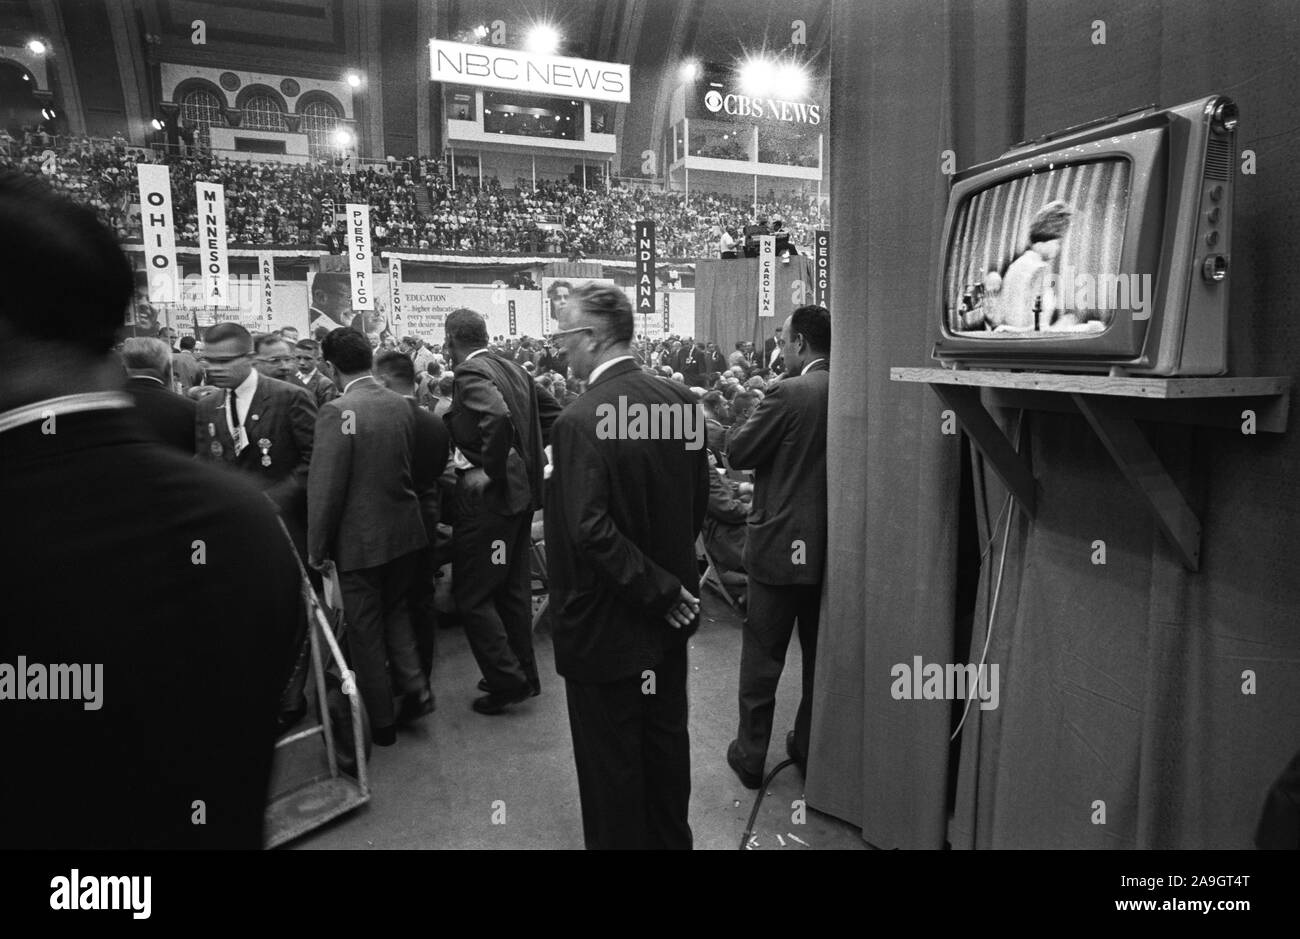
[208,423,222,458]
[258,437,272,468]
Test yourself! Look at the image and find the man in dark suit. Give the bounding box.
[172,335,204,392]
[195,322,317,561]
[763,327,785,374]
[546,283,709,849]
[309,329,431,745]
[443,308,562,714]
[704,341,728,376]
[374,350,451,680]
[294,338,338,408]
[0,171,300,848]
[121,336,196,454]
[725,305,830,788]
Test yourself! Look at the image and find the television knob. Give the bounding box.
[1209,185,1224,202]
[1205,230,1220,247]
[1207,207,1220,224]
[1202,255,1228,283]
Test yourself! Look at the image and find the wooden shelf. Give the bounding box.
[890,367,1293,571]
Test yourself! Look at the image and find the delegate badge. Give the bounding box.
[258,437,272,468]
[210,440,223,458]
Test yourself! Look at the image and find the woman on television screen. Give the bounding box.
[981,200,1073,332]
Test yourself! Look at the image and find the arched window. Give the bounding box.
[243,94,286,132]
[180,88,228,152]
[299,99,341,157]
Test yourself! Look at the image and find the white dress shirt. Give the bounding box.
[801,358,827,375]
[226,367,259,450]
[0,392,132,436]
[587,354,636,386]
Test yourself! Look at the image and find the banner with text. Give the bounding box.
[757,234,776,318]
[813,229,830,308]
[429,39,630,104]
[388,258,405,335]
[137,164,178,303]
[258,253,276,329]
[346,203,373,310]
[636,219,656,330]
[195,182,229,307]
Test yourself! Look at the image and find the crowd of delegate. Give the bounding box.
[0,129,826,259]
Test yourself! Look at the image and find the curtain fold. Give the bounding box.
[814,0,1300,849]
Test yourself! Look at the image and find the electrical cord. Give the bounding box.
[739,758,797,850]
[951,409,1024,743]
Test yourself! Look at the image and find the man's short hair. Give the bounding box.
[790,304,831,354]
[254,333,289,354]
[294,338,321,353]
[374,349,415,386]
[437,374,455,396]
[0,172,134,354]
[121,337,172,374]
[546,279,573,298]
[204,322,253,350]
[321,326,373,373]
[179,335,196,351]
[311,270,350,300]
[445,308,489,348]
[571,282,633,343]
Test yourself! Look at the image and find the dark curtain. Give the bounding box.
[694,255,813,351]
[813,0,1300,849]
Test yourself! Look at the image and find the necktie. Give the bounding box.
[228,389,245,455]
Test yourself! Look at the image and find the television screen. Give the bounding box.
[945,159,1137,338]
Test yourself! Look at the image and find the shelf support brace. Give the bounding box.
[930,384,1037,519]
[1072,394,1202,571]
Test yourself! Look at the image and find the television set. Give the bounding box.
[932,95,1238,376]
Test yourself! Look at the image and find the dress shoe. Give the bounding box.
[397,687,435,725]
[478,677,541,697]
[471,685,531,715]
[372,725,397,747]
[786,731,807,776]
[726,739,762,790]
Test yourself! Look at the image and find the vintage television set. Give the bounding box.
[932,95,1238,376]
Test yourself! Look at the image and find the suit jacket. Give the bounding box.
[195,373,317,520]
[125,375,196,454]
[299,369,338,409]
[443,350,561,516]
[0,406,301,848]
[308,378,427,571]
[726,359,828,585]
[406,396,451,537]
[705,350,728,375]
[171,350,203,392]
[545,359,710,683]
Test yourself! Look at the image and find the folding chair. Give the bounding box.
[697,533,741,611]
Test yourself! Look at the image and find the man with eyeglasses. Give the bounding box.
[253,334,299,383]
[195,322,317,564]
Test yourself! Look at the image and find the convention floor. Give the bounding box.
[286,591,868,850]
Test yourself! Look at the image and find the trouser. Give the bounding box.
[452,508,536,695]
[564,644,692,850]
[409,544,440,678]
[733,579,822,776]
[339,551,424,730]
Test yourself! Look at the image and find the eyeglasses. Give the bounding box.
[549,326,593,342]
[259,355,297,365]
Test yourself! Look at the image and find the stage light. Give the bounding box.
[345,71,362,88]
[739,57,774,98]
[27,39,47,56]
[333,127,354,148]
[526,24,560,55]
[679,61,699,83]
[151,118,165,131]
[775,61,810,98]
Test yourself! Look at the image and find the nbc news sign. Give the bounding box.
[429,39,630,103]
[690,64,823,127]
